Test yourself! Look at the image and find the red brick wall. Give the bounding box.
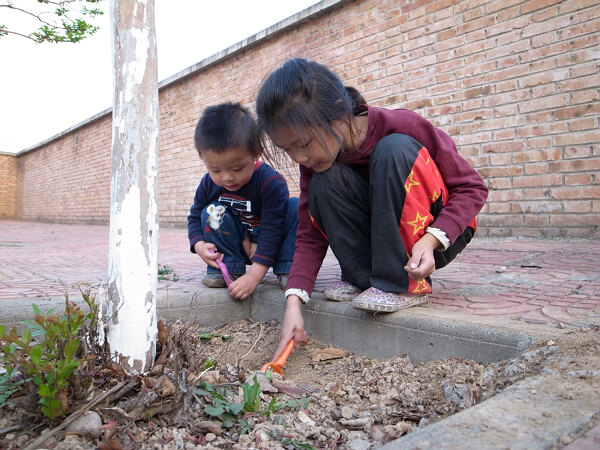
[10,0,600,238]
[0,154,17,218]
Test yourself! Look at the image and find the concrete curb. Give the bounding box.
[381,373,600,449]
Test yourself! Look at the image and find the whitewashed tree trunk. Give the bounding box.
[107,0,159,373]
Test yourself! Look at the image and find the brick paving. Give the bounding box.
[1,219,599,330]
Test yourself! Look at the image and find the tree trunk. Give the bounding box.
[107,0,159,374]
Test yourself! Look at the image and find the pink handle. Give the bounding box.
[209,249,233,286]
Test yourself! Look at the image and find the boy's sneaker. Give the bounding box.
[324,280,362,301]
[277,274,288,290]
[352,287,428,313]
[202,272,241,288]
[202,272,227,288]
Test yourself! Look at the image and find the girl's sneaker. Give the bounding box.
[352,287,428,312]
[324,280,363,301]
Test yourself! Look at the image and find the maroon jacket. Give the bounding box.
[287,105,489,295]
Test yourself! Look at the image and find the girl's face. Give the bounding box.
[201,145,259,191]
[269,124,343,172]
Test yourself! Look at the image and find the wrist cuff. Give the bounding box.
[426,227,450,250]
[285,288,310,304]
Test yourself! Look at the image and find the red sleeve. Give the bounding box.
[286,165,329,296]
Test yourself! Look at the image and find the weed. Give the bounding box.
[0,293,100,419]
[158,264,179,282]
[199,332,231,342]
[195,374,311,434]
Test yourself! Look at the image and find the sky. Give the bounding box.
[0,0,320,154]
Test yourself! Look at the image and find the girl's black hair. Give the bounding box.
[194,102,261,157]
[256,58,357,160]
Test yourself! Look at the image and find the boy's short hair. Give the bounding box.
[194,102,261,157]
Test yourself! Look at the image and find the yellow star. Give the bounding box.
[429,189,440,202]
[406,210,429,235]
[413,279,429,293]
[404,170,420,193]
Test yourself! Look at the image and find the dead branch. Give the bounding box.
[22,380,128,450]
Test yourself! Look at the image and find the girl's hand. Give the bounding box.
[273,295,306,360]
[404,233,440,281]
[228,273,260,300]
[193,241,221,270]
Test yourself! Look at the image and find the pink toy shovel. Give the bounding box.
[209,249,233,286]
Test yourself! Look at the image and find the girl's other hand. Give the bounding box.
[273,295,306,360]
[405,233,439,281]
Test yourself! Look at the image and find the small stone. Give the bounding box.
[347,438,371,450]
[205,433,216,442]
[559,435,572,445]
[341,406,353,419]
[65,411,103,438]
[298,410,316,426]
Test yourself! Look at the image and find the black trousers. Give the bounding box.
[308,134,474,293]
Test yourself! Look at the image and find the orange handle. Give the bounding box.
[260,339,294,373]
[273,339,294,366]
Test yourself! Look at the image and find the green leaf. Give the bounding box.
[204,404,225,416]
[228,401,245,415]
[242,375,261,413]
[22,328,32,347]
[28,345,43,366]
[64,339,79,360]
[32,304,41,315]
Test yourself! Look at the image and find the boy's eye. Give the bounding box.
[233,168,242,172]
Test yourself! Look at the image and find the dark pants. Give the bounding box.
[308,134,474,293]
[200,197,298,275]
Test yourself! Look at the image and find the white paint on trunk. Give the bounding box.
[107,185,158,370]
[107,0,159,374]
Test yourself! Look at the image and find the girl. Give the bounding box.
[256,58,488,357]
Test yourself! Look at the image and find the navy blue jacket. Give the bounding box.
[187,161,290,268]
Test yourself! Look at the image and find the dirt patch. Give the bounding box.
[1,319,599,449]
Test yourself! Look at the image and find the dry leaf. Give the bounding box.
[308,347,349,362]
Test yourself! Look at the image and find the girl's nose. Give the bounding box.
[290,148,309,165]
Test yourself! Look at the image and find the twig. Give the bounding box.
[238,323,263,364]
[23,380,128,450]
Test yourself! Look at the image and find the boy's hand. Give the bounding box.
[228,262,269,300]
[193,241,221,270]
[404,233,439,281]
[274,295,306,360]
[228,273,261,300]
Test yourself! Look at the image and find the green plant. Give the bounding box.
[195,374,311,433]
[0,366,25,408]
[158,264,179,282]
[0,301,92,418]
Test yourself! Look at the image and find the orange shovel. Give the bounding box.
[260,339,294,375]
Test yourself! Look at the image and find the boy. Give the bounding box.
[187,102,298,300]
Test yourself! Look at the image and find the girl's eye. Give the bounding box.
[299,139,312,149]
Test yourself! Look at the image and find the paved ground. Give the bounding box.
[1,219,599,329]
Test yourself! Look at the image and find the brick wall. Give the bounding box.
[0,154,17,218]
[9,0,600,238]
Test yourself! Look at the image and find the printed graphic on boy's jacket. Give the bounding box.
[206,204,226,230]
[218,194,260,231]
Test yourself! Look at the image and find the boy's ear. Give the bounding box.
[254,147,263,161]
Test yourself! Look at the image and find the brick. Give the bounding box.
[513,174,564,188]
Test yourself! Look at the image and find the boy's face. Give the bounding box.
[201,145,259,191]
